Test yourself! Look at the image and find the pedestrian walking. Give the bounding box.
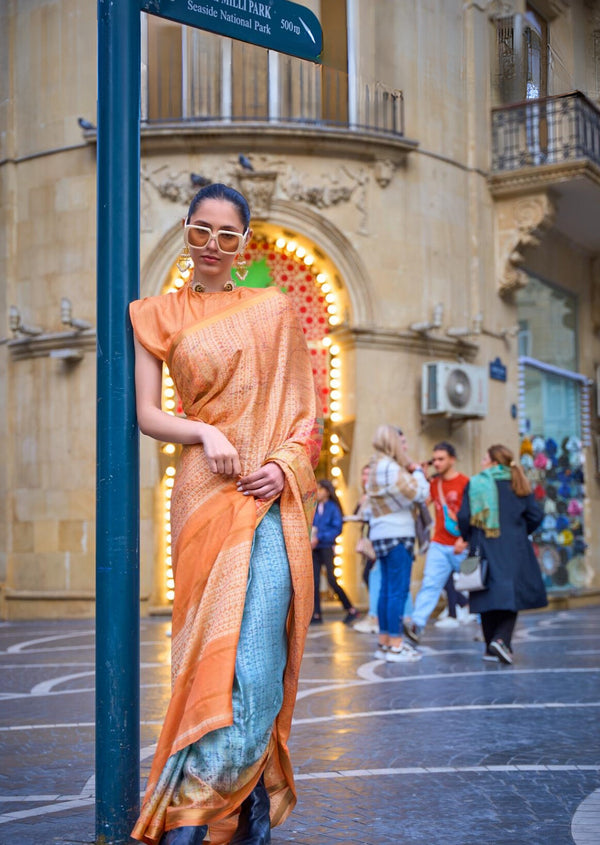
[129,183,322,844]
[457,444,546,664]
[434,573,474,629]
[364,425,429,662]
[404,442,472,645]
[350,464,380,634]
[311,479,359,625]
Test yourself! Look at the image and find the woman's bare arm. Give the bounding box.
[133,337,241,476]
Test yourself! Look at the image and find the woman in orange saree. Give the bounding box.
[129,184,322,845]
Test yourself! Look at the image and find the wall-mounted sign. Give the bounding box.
[140,0,323,62]
[489,356,507,382]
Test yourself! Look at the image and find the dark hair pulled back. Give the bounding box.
[187,183,251,230]
[487,443,531,497]
[318,479,344,516]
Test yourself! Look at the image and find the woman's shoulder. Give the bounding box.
[130,287,186,318]
[374,455,397,470]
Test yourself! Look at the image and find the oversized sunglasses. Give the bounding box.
[184,224,247,254]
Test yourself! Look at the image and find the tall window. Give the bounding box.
[516,275,577,371]
[147,16,183,119]
[524,6,548,100]
[143,4,350,126]
[231,41,270,119]
[495,6,549,105]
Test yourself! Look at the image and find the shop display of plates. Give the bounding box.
[567,555,593,588]
[537,544,560,576]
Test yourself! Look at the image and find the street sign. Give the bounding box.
[489,356,507,382]
[140,0,322,62]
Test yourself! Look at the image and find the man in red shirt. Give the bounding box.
[404,442,471,644]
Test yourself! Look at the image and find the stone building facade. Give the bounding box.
[1,0,600,617]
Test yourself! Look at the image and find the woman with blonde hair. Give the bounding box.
[363,425,429,662]
[457,444,546,664]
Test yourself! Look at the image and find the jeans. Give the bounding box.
[377,541,413,637]
[369,560,412,618]
[368,561,381,616]
[412,541,467,628]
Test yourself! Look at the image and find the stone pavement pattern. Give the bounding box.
[0,607,599,844]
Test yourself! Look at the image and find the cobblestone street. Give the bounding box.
[0,606,599,844]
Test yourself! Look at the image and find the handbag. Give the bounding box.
[437,479,460,537]
[356,536,376,561]
[413,501,433,555]
[453,549,488,592]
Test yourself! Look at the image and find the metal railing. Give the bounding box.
[141,33,404,137]
[491,91,600,172]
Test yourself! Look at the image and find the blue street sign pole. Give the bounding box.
[96,1,141,842]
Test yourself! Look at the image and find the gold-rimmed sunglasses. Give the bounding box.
[184,224,248,254]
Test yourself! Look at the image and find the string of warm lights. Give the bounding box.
[322,336,345,581]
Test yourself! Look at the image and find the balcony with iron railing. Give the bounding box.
[489,91,600,190]
[489,91,600,253]
[139,33,417,160]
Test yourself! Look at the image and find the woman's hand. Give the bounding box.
[237,462,285,500]
[198,423,242,476]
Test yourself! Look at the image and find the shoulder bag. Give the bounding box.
[453,547,488,592]
[356,536,376,561]
[437,479,461,537]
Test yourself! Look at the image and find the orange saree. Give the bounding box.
[129,286,322,844]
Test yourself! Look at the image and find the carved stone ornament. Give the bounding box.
[374,159,395,188]
[280,168,356,209]
[496,193,556,295]
[486,0,520,19]
[236,170,278,218]
[278,164,370,233]
[142,165,199,208]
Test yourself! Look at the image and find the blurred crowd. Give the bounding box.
[311,426,547,665]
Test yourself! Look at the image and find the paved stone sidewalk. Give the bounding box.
[0,606,599,844]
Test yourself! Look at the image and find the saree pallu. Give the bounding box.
[129,287,322,844]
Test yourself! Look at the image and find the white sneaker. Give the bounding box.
[353,614,379,634]
[386,644,422,662]
[456,605,478,625]
[434,616,460,629]
[374,645,388,660]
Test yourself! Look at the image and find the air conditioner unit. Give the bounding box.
[421,362,488,417]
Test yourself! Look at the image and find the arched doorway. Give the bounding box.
[154,224,353,606]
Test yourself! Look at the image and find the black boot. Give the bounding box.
[230,776,271,844]
[159,825,208,845]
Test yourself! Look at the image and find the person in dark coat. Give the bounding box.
[457,443,546,664]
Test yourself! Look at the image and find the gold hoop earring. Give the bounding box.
[176,245,194,273]
[234,254,248,282]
